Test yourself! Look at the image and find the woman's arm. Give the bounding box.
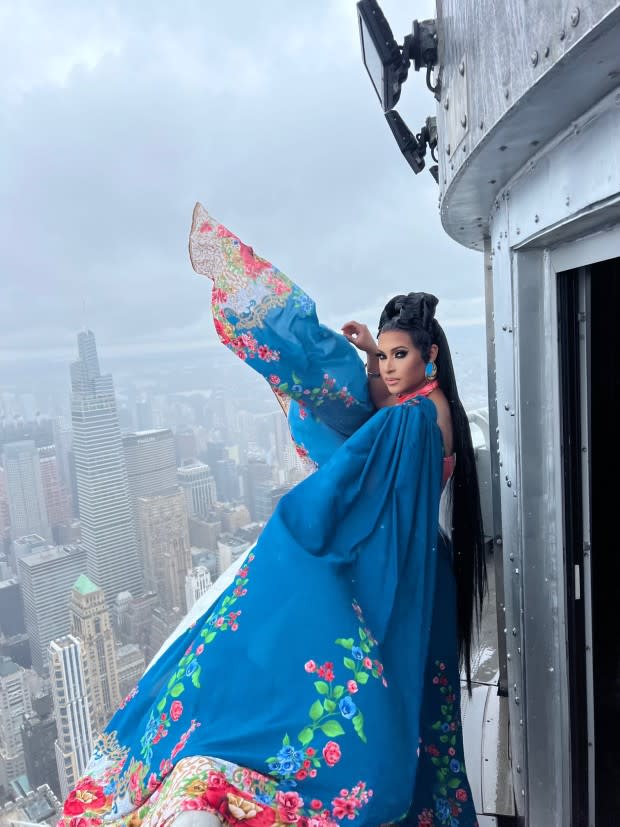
[341,321,394,409]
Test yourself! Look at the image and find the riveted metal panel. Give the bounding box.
[489,202,527,818]
[512,250,571,825]
[435,0,620,248]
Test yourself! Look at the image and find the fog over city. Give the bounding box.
[0,1,488,820]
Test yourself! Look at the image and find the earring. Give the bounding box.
[425,361,437,381]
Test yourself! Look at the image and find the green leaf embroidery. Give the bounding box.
[156,697,166,713]
[356,672,369,685]
[352,711,367,743]
[298,727,314,746]
[320,720,345,737]
[191,670,201,689]
[343,657,356,671]
[333,685,345,700]
[203,631,216,644]
[448,778,462,789]
[314,681,329,695]
[358,627,367,641]
[170,683,184,698]
[309,700,323,721]
[335,638,354,650]
[323,699,336,713]
[283,733,290,746]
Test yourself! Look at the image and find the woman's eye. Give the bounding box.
[377,354,386,360]
[395,350,408,358]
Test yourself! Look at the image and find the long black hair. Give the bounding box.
[379,292,487,693]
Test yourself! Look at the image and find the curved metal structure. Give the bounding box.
[433,3,620,824]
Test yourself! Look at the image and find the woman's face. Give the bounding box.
[376,330,437,396]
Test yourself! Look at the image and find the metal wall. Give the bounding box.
[486,86,620,825]
[434,0,620,249]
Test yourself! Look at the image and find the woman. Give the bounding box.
[59,204,485,827]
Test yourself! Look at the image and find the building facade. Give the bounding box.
[18,544,87,675]
[177,461,216,518]
[69,575,120,732]
[2,440,50,541]
[185,565,213,610]
[70,330,142,604]
[0,657,33,791]
[48,635,94,801]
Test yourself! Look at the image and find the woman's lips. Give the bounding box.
[385,378,400,385]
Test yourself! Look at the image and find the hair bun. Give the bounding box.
[394,292,438,328]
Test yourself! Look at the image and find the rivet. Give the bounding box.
[566,196,571,206]
[507,480,512,488]
[507,653,511,660]
[462,144,467,152]
[559,29,566,40]
[521,789,525,796]
[516,227,521,235]
[504,88,509,99]
[499,145,507,151]
[516,765,521,773]
[459,61,465,75]
[444,97,449,110]
[530,50,539,66]
[504,402,509,409]
[509,553,514,561]
[570,7,580,26]
[446,144,451,156]
[519,719,523,726]
[534,214,540,223]
[544,46,550,57]
[512,628,517,636]
[461,114,467,128]
[515,696,520,705]
[515,568,519,575]
[496,537,503,546]
[479,120,484,129]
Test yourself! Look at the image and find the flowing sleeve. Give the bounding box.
[189,203,374,467]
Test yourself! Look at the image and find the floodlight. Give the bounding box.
[357,0,439,112]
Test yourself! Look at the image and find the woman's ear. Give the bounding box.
[429,343,439,362]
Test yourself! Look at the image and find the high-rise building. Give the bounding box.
[123,429,177,501]
[21,695,61,798]
[52,417,73,492]
[39,448,72,537]
[69,575,120,732]
[70,330,142,604]
[242,458,273,520]
[112,591,158,656]
[0,657,33,789]
[0,467,11,544]
[174,429,198,466]
[49,635,94,801]
[115,644,145,699]
[0,578,25,639]
[137,488,191,611]
[177,461,216,518]
[214,458,241,504]
[216,534,250,576]
[188,514,221,551]
[18,544,87,675]
[2,441,51,541]
[185,565,213,610]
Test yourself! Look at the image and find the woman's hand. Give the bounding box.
[341,321,377,354]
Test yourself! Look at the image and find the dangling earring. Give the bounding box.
[425,361,437,382]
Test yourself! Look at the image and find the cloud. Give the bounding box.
[1,0,484,370]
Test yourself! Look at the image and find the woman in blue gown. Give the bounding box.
[58,204,485,827]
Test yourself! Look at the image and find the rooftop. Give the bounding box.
[73,573,100,595]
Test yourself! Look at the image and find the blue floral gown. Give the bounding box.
[58,204,477,827]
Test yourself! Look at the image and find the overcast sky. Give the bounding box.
[1,0,485,369]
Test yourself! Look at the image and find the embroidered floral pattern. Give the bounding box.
[421,660,470,826]
[150,554,256,733]
[265,601,386,793]
[269,371,359,411]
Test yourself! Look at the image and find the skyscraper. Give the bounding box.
[48,635,93,800]
[21,694,61,798]
[69,575,120,732]
[39,448,73,537]
[185,565,213,610]
[123,429,177,501]
[2,440,51,541]
[0,657,33,789]
[177,461,216,517]
[115,644,145,699]
[137,488,191,612]
[70,331,142,604]
[18,544,87,675]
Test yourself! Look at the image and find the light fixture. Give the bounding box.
[385,112,439,182]
[357,0,439,112]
